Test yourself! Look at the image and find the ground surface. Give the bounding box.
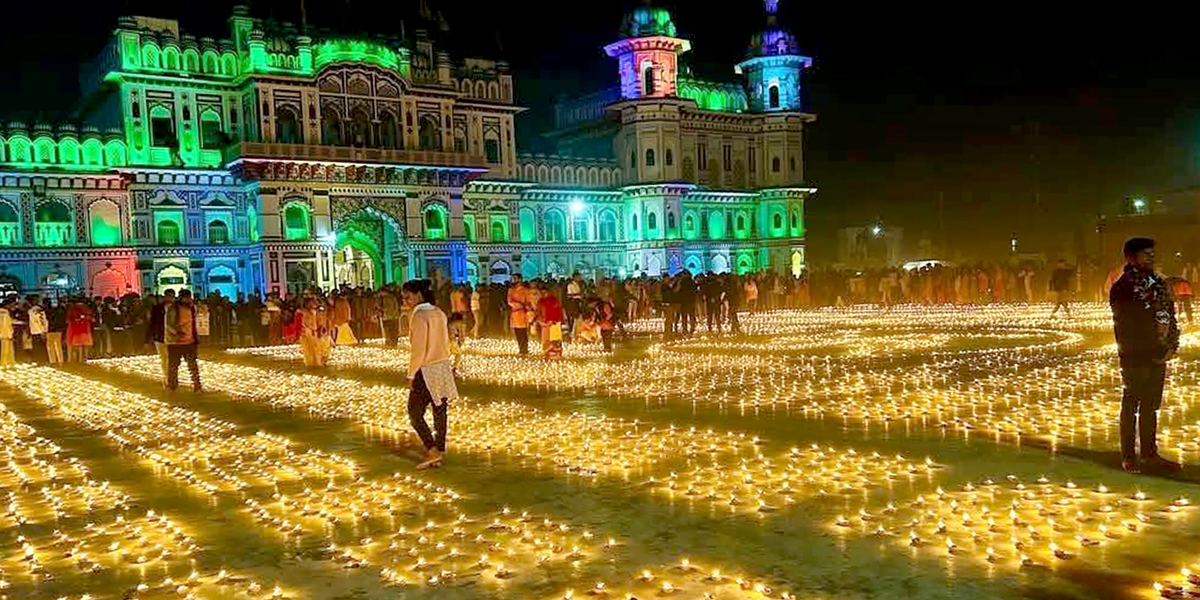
[2,303,1199,600]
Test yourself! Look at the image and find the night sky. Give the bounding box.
[4,0,1199,264]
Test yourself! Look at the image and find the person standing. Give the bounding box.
[66,297,94,363]
[403,279,456,470]
[331,291,357,346]
[0,297,15,368]
[1049,259,1075,318]
[597,296,616,352]
[1110,238,1180,474]
[379,288,401,347]
[507,275,532,355]
[147,291,174,387]
[566,272,584,335]
[46,299,66,364]
[1170,276,1194,325]
[744,277,759,312]
[165,290,202,393]
[449,284,469,348]
[299,296,330,368]
[535,283,565,358]
[470,283,483,338]
[26,296,48,364]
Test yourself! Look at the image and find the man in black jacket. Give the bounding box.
[1110,237,1181,473]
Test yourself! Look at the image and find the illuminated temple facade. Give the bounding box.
[0,2,814,298]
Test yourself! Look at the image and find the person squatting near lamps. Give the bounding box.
[403,279,458,470]
[1110,237,1181,474]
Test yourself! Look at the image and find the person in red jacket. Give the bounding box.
[535,283,564,359]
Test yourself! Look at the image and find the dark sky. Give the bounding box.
[4,0,1200,263]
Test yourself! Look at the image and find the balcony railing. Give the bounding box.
[35,222,74,247]
[0,223,18,246]
[226,142,487,169]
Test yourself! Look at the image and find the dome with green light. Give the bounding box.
[620,4,678,38]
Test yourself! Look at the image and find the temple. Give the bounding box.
[0,1,815,298]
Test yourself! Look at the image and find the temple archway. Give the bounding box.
[155,265,189,295]
[333,204,406,288]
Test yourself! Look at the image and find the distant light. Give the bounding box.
[570,199,586,215]
[1133,197,1147,209]
[319,233,337,243]
[871,225,882,237]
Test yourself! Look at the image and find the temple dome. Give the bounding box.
[619,4,677,39]
[745,0,801,58]
[746,26,801,58]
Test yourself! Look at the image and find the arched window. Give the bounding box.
[631,213,639,235]
[772,157,781,173]
[790,157,797,171]
[208,219,230,244]
[283,203,310,240]
[645,148,655,167]
[683,212,698,240]
[544,210,565,242]
[642,61,655,96]
[599,210,617,241]
[490,218,507,242]
[769,84,780,109]
[665,148,673,166]
[709,211,726,239]
[462,214,476,242]
[88,200,121,246]
[0,202,18,246]
[200,111,224,149]
[519,207,537,242]
[150,106,175,148]
[629,150,636,170]
[736,215,747,233]
[484,132,501,163]
[790,210,800,231]
[667,212,676,230]
[572,213,589,241]
[419,115,441,150]
[276,107,300,143]
[156,220,181,246]
[423,205,446,240]
[321,107,344,146]
[380,112,399,148]
[349,108,371,147]
[647,212,658,232]
[773,213,783,229]
[34,201,73,247]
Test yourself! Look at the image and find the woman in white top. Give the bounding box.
[402,279,457,469]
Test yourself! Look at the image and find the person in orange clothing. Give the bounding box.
[506,275,533,355]
[1170,276,1193,325]
[331,290,357,346]
[449,284,469,349]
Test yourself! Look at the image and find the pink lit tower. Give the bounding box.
[603,1,692,100]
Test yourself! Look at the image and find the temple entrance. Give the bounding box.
[155,265,190,295]
[334,206,405,288]
[335,245,377,289]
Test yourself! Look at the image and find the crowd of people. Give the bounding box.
[2,260,1197,370]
